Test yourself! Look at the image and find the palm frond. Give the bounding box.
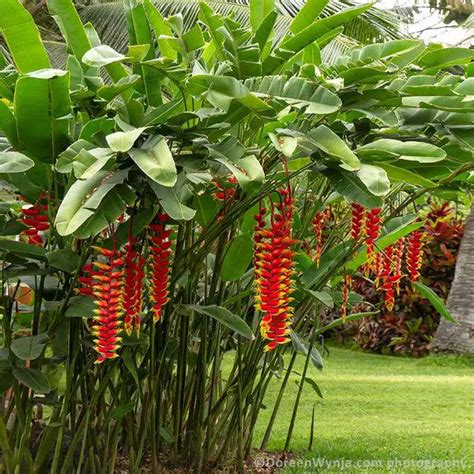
[74,0,402,67]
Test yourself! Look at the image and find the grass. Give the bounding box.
[251,346,474,472]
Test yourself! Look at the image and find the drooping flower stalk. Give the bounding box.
[91,246,124,364]
[377,245,395,311]
[350,203,365,241]
[253,205,267,311]
[123,234,145,335]
[148,213,172,323]
[20,194,49,246]
[312,209,328,266]
[254,187,296,351]
[364,207,382,273]
[393,238,405,294]
[406,229,424,282]
[341,274,352,321]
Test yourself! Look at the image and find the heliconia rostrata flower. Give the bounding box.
[350,203,365,241]
[212,175,238,202]
[341,274,352,321]
[312,209,328,266]
[377,245,401,312]
[148,214,172,323]
[393,238,405,294]
[123,235,145,336]
[20,193,49,246]
[91,246,124,364]
[406,229,424,282]
[364,208,382,272]
[254,188,296,351]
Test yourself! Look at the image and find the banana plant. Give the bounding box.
[0,0,473,472]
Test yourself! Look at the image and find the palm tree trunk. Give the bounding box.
[431,204,474,354]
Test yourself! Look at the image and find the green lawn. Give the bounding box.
[253,347,474,473]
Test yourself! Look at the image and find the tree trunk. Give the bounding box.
[431,204,474,354]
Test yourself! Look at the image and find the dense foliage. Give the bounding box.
[1,0,473,471]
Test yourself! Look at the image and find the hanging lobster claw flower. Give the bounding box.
[351,203,365,242]
[148,213,172,323]
[312,208,330,267]
[123,234,145,336]
[364,207,382,274]
[406,229,425,282]
[393,238,405,294]
[254,187,296,352]
[20,193,50,246]
[341,274,352,321]
[90,246,125,364]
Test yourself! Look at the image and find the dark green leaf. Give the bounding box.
[187,305,253,339]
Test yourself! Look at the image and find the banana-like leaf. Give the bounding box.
[308,125,361,171]
[356,139,447,163]
[0,0,50,73]
[356,164,390,196]
[14,69,71,162]
[323,169,383,209]
[245,76,341,115]
[0,151,35,173]
[129,135,177,187]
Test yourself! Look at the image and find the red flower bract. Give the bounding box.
[148,213,172,323]
[341,274,352,321]
[254,188,296,352]
[123,235,145,335]
[20,193,49,246]
[351,203,365,241]
[91,246,124,364]
[406,229,424,282]
[312,209,328,266]
[365,207,381,272]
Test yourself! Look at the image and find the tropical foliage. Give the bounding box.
[0,0,474,471]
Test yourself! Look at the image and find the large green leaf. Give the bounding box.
[13,367,50,393]
[82,45,128,67]
[0,101,18,147]
[65,295,95,318]
[323,169,383,209]
[0,152,34,173]
[413,281,456,323]
[0,0,51,73]
[148,178,196,221]
[0,239,47,261]
[11,334,48,361]
[418,47,474,70]
[376,162,436,188]
[220,233,254,281]
[48,0,92,67]
[47,249,80,273]
[356,164,390,196]
[356,139,446,163]
[246,76,341,114]
[309,125,360,171]
[106,127,146,153]
[289,0,328,33]
[187,305,253,339]
[14,69,71,162]
[250,0,275,32]
[267,3,371,72]
[187,75,270,113]
[55,170,114,236]
[129,135,177,187]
